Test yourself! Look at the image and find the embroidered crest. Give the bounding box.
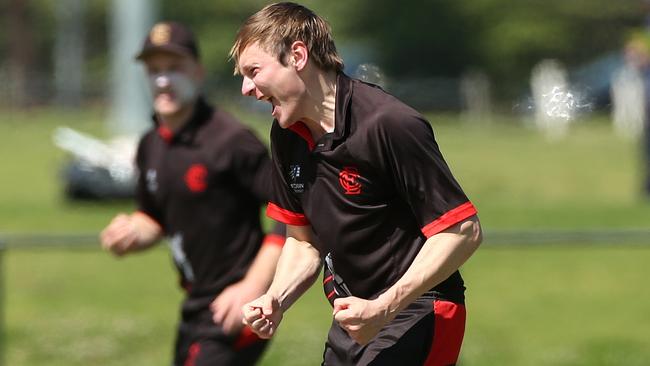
[184,164,208,192]
[339,166,361,195]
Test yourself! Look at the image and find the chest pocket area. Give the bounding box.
[315,162,388,205]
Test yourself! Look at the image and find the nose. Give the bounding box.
[154,74,170,88]
[241,76,256,97]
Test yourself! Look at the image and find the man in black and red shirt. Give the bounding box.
[100,21,284,366]
[231,3,483,366]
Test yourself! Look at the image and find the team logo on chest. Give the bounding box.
[289,164,304,193]
[339,166,362,195]
[184,163,208,193]
[146,169,158,193]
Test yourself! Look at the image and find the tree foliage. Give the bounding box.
[1,0,647,105]
[348,0,645,96]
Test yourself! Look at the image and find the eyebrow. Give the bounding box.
[240,63,259,76]
[240,65,252,74]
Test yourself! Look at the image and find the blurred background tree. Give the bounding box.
[0,0,647,109]
[349,0,644,101]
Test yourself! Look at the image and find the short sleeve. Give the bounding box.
[228,128,274,203]
[262,221,286,247]
[371,112,477,238]
[265,123,310,226]
[134,136,165,230]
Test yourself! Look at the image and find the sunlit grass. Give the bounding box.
[1,107,649,365]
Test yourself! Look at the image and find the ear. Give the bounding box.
[289,41,309,71]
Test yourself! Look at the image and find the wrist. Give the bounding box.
[375,288,402,321]
[266,287,288,313]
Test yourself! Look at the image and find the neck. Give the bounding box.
[301,70,337,141]
[157,101,197,132]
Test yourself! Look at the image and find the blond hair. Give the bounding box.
[230,2,344,75]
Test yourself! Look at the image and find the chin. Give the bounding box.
[277,118,299,129]
[155,101,181,116]
[274,109,299,129]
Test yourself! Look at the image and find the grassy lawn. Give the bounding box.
[1,106,650,365]
[5,245,649,366]
[461,245,650,366]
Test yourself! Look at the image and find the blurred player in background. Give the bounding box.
[619,34,650,197]
[232,3,482,365]
[100,21,284,366]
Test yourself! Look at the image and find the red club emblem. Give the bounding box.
[339,166,362,195]
[184,164,208,192]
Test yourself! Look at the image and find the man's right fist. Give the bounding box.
[100,214,139,256]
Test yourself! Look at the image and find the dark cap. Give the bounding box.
[136,21,200,61]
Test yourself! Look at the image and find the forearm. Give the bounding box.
[241,242,283,293]
[267,237,322,312]
[129,211,163,250]
[377,216,482,317]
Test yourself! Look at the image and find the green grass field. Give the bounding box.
[1,107,650,365]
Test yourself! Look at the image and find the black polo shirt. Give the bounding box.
[267,74,477,304]
[136,97,283,308]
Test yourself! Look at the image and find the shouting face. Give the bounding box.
[238,42,307,128]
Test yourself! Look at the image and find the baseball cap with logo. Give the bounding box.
[136,21,200,61]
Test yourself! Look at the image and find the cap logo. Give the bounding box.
[150,23,172,45]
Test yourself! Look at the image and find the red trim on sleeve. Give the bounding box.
[326,290,336,299]
[424,300,466,366]
[266,202,310,226]
[323,275,334,285]
[262,233,285,247]
[421,202,477,238]
[288,122,315,151]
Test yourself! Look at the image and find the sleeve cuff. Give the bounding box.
[262,233,285,247]
[266,202,310,226]
[421,202,477,238]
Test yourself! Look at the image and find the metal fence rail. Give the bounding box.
[483,228,650,245]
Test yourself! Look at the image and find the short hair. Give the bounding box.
[230,2,344,75]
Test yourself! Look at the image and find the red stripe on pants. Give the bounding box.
[234,325,263,350]
[184,342,201,366]
[424,300,466,366]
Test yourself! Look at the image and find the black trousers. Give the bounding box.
[173,321,269,366]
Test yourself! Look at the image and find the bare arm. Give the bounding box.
[211,238,284,334]
[100,211,163,256]
[242,224,323,338]
[242,240,284,292]
[378,215,482,314]
[267,225,323,311]
[333,215,482,344]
